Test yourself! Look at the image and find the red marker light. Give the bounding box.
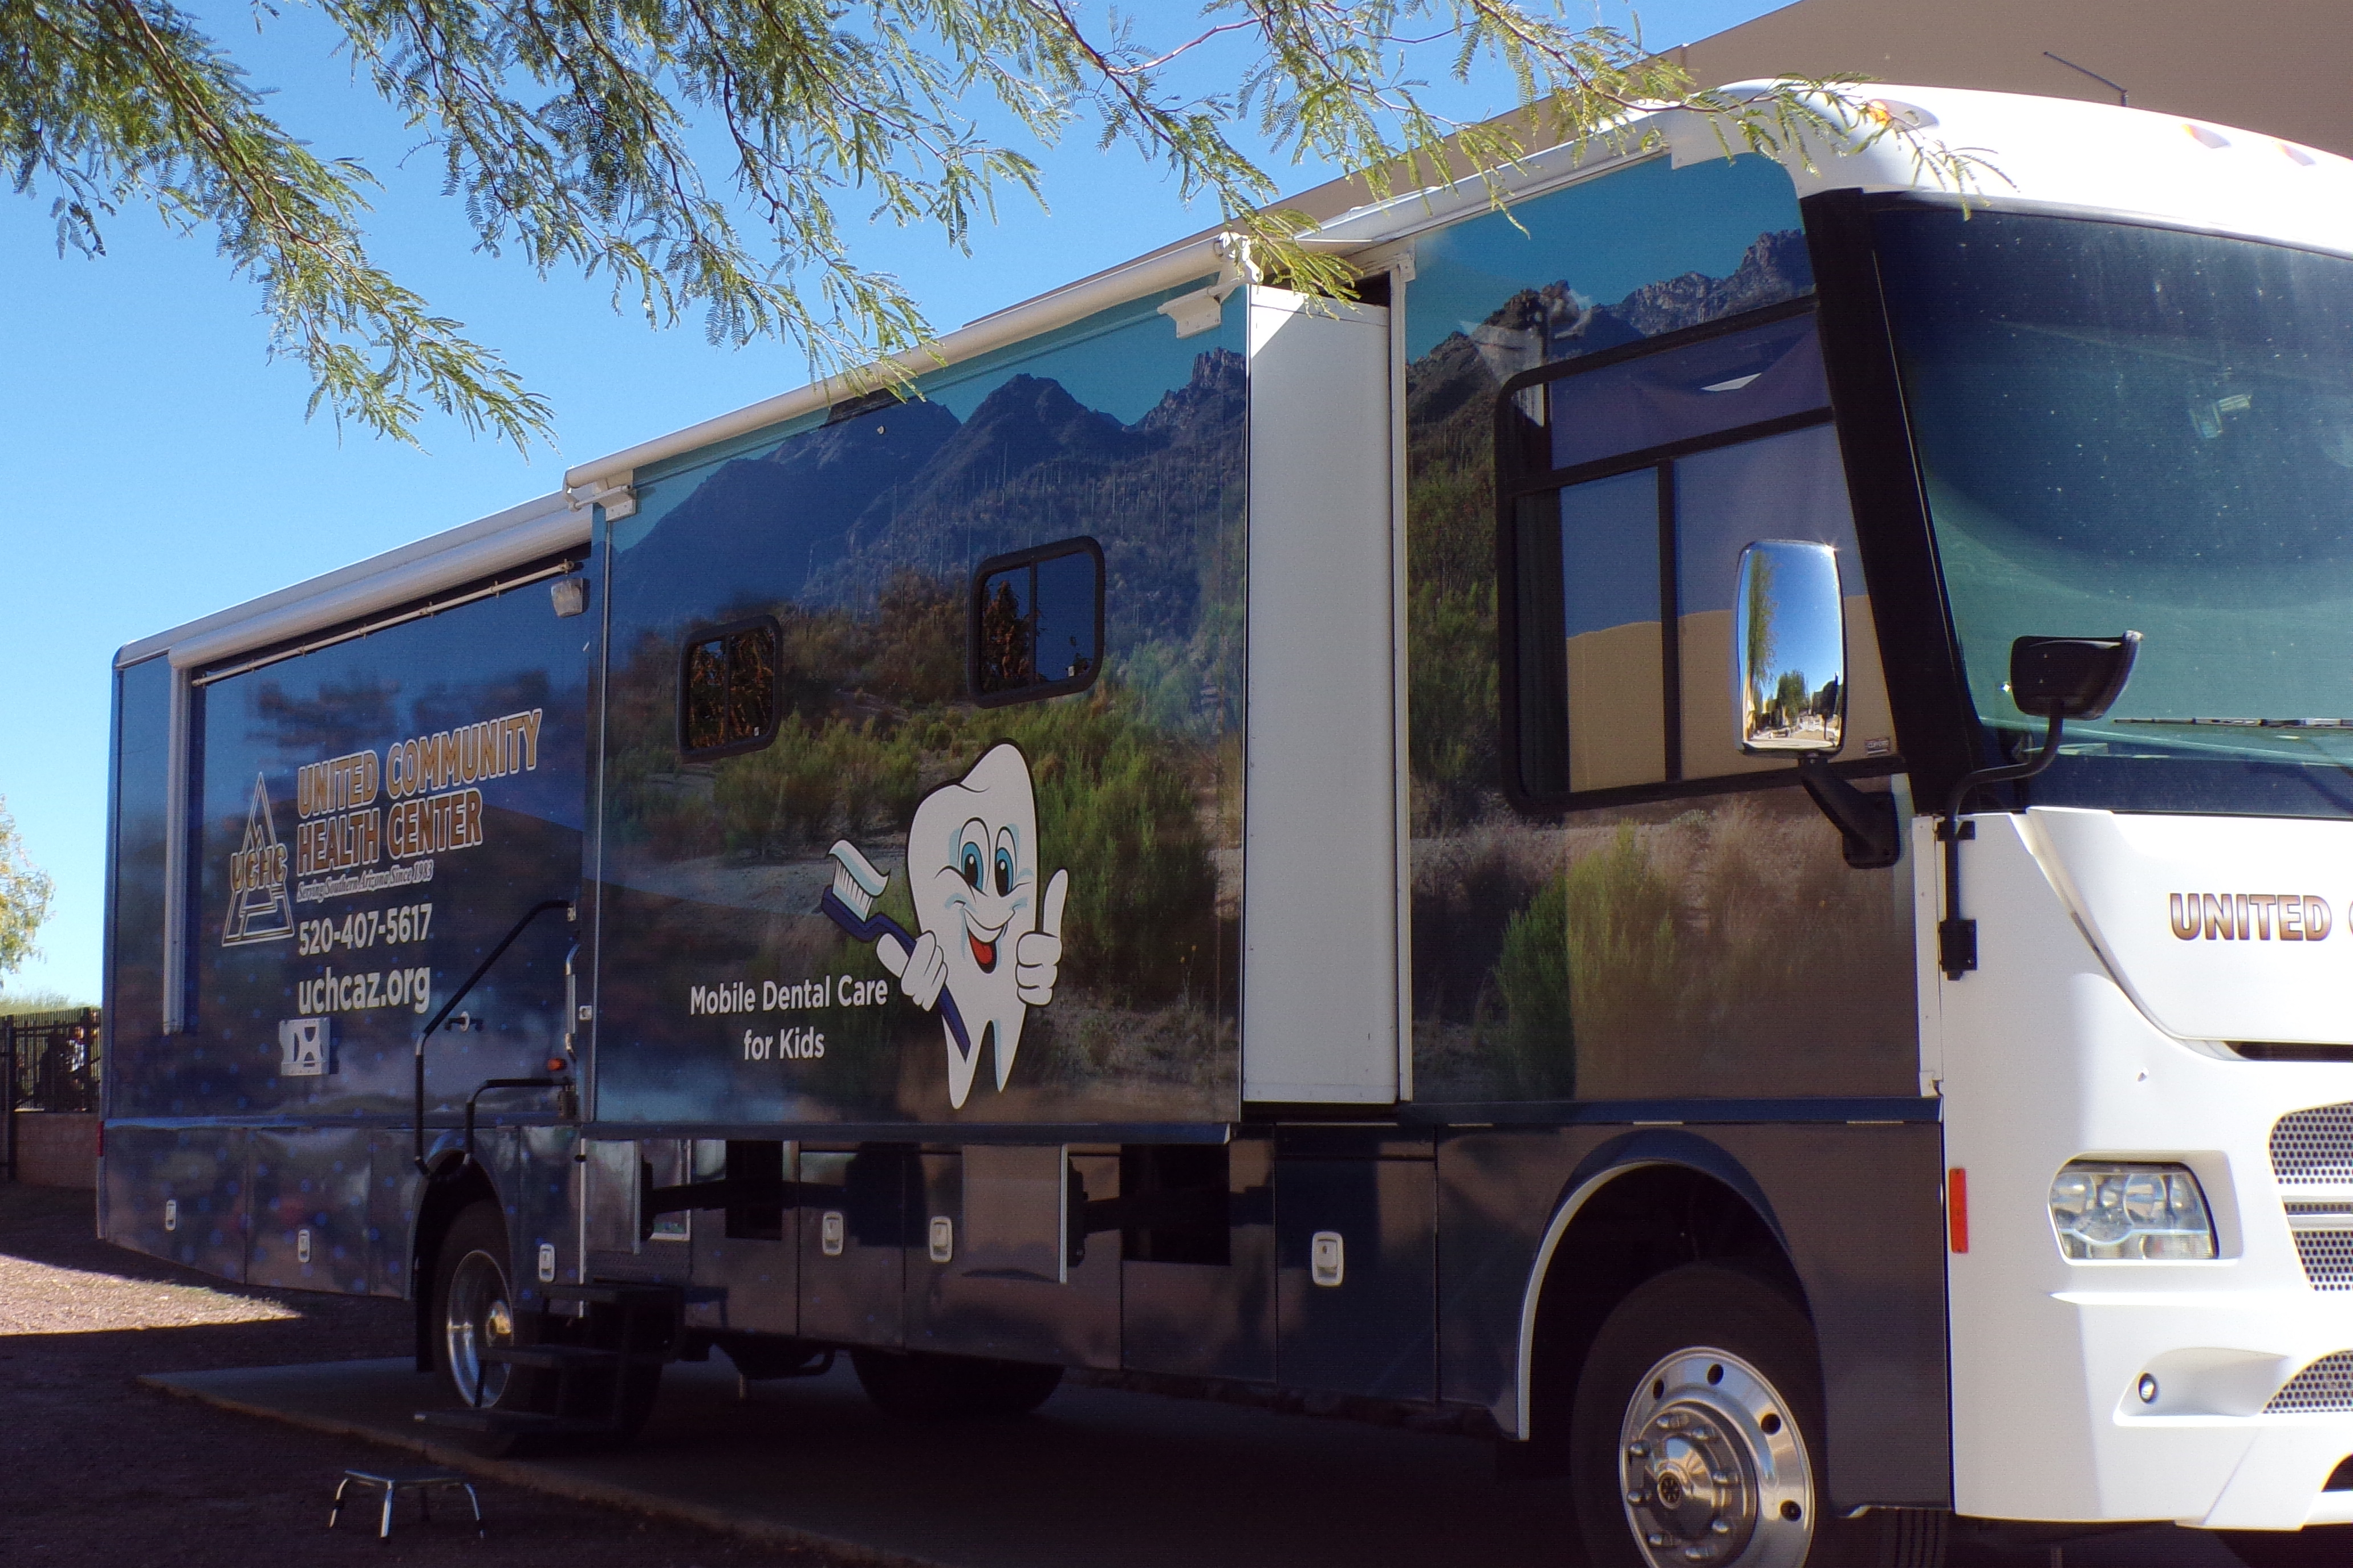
[1948,1168,1970,1253]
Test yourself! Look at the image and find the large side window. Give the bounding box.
[1501,304,1895,807]
[971,537,1104,706]
[678,616,780,758]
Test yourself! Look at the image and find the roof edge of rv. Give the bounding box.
[115,489,578,672]
[555,80,2353,498]
[558,235,1230,495]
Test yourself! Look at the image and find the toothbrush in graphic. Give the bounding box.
[819,839,977,1067]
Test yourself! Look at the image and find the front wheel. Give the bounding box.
[1570,1262,1944,1568]
[431,1201,548,1412]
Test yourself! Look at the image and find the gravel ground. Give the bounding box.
[0,1183,844,1567]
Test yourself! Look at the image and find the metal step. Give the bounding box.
[543,1281,681,1308]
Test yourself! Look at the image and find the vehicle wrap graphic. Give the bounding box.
[822,743,1070,1109]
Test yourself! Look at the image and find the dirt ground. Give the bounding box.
[0,1184,844,1567]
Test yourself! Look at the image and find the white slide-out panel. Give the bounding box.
[1242,287,1398,1104]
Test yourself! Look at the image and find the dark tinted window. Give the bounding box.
[973,538,1103,704]
[1502,310,1889,804]
[108,655,175,1052]
[679,617,779,757]
[1546,310,1826,471]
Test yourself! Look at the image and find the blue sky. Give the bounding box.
[0,1,1785,1003]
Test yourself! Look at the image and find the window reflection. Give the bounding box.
[1034,551,1098,684]
[680,620,779,755]
[1507,312,1897,801]
[1675,425,1868,780]
[977,568,1035,691]
[1547,312,1827,472]
[973,539,1103,703]
[1557,471,1667,792]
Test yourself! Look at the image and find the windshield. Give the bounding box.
[1875,205,2353,817]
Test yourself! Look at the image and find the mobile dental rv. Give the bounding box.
[103,83,2353,1567]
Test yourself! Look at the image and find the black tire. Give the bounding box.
[850,1350,1063,1420]
[2220,1526,2353,1567]
[1569,1262,1946,1568]
[429,1201,553,1416]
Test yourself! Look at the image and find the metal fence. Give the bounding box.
[5,1007,101,1113]
[3,1008,101,1183]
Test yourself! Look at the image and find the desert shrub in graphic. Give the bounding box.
[1497,824,1682,1098]
[1494,872,1574,1098]
[986,691,1220,1008]
[1404,351,1501,832]
[1563,823,1684,1085]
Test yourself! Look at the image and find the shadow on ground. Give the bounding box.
[0,1183,2258,1567]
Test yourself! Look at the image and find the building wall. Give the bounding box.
[13,1112,99,1190]
[1671,0,2351,157]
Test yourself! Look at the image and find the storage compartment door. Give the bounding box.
[1275,1154,1434,1399]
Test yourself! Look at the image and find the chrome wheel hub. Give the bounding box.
[445,1250,515,1407]
[1618,1348,1813,1568]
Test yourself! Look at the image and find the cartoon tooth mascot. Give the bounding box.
[821,743,1070,1109]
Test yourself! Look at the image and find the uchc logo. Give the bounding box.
[2169,893,2335,943]
[223,773,294,946]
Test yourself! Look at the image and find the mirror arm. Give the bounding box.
[1794,754,1901,870]
[1936,710,2066,980]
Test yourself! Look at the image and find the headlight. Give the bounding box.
[2048,1162,2217,1260]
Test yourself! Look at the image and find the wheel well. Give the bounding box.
[410,1156,502,1371]
[1522,1164,1803,1459]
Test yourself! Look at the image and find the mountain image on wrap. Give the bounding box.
[627,349,1248,653]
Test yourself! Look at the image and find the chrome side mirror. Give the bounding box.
[1732,539,1897,871]
[1734,539,1847,756]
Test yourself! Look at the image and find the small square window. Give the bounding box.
[972,538,1104,706]
[679,616,780,757]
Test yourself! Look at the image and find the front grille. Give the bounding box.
[2234,1042,2353,1063]
[2273,1103,2353,1186]
[2268,1353,2353,1414]
[2295,1232,2353,1290]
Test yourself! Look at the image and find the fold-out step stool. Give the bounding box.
[328,1466,483,1539]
